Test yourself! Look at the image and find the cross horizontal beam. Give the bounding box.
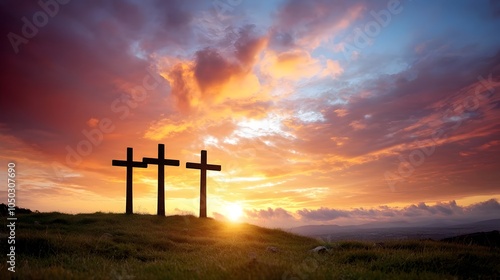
[186,162,221,171]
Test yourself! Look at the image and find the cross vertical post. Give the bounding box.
[143,144,180,216]
[186,150,221,218]
[112,147,147,214]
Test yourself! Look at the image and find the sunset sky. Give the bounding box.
[1,0,499,228]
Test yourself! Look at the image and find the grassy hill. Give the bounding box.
[1,212,499,279]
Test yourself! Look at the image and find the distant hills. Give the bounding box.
[442,230,500,247]
[290,218,500,241]
[0,203,33,216]
[3,204,498,243]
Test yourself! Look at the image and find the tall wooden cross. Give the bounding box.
[143,144,180,216]
[186,150,221,218]
[112,147,148,214]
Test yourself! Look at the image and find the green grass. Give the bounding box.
[1,213,499,279]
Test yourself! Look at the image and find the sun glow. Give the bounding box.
[226,203,243,222]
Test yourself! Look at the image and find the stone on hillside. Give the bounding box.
[310,246,328,253]
[248,251,257,261]
[266,246,279,253]
[99,233,113,240]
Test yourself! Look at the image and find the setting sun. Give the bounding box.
[226,203,243,222]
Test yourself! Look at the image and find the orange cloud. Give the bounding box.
[477,140,500,151]
[349,120,367,130]
[160,49,265,113]
[334,108,349,117]
[144,118,196,141]
[260,49,322,80]
[234,25,269,67]
[86,118,99,128]
[194,48,239,97]
[321,59,344,77]
[163,61,200,112]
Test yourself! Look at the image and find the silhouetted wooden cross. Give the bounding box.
[186,150,221,218]
[112,147,148,214]
[143,144,180,216]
